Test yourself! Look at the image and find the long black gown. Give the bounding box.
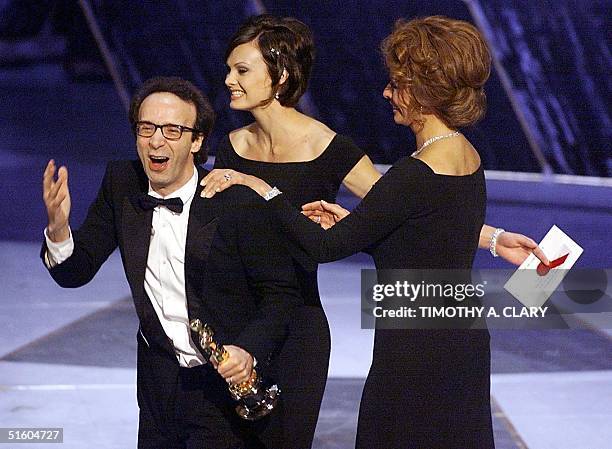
[268,155,495,449]
[214,134,364,448]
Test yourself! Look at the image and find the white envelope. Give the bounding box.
[504,225,583,307]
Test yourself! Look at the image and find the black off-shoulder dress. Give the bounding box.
[268,156,495,449]
[214,133,364,449]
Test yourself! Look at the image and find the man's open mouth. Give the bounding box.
[149,155,169,171]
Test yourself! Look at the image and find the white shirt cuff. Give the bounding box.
[44,227,74,268]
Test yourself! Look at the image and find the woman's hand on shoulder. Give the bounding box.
[200,169,271,199]
[301,200,350,229]
[201,169,246,198]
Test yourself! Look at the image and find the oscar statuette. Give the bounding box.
[189,319,280,421]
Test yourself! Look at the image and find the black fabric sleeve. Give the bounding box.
[231,200,303,366]
[41,162,119,287]
[330,135,366,182]
[212,134,232,169]
[268,158,425,262]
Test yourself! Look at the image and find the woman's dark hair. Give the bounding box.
[129,76,215,164]
[225,14,315,107]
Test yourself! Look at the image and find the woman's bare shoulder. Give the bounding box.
[228,123,257,152]
[300,118,337,154]
[306,118,336,140]
[419,138,481,176]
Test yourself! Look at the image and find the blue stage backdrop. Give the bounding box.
[2,0,607,175]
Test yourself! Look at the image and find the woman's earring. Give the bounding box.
[414,106,426,132]
[274,93,280,100]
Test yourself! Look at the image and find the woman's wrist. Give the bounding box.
[245,174,273,197]
[479,224,494,249]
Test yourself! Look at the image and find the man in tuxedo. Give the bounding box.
[41,77,301,449]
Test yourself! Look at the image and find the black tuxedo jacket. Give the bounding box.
[43,160,301,373]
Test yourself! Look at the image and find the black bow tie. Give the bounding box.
[138,194,184,213]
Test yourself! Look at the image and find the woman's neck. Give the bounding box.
[412,117,456,150]
[251,105,309,155]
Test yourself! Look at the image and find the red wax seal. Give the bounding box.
[537,253,569,276]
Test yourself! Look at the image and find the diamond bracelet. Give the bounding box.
[489,228,505,257]
[263,187,282,201]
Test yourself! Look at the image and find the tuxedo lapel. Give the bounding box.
[185,168,219,320]
[122,195,152,291]
[121,194,165,341]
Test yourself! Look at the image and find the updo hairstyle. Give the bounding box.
[381,16,491,128]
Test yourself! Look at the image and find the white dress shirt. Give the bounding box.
[45,167,206,367]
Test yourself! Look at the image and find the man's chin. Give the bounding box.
[145,170,169,188]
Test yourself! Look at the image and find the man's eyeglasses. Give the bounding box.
[135,121,200,141]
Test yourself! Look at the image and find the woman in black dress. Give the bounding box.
[203,15,544,448]
[209,15,380,449]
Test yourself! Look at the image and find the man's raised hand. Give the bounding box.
[43,160,71,242]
